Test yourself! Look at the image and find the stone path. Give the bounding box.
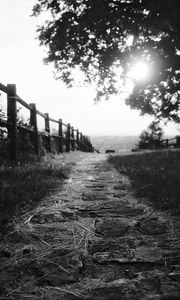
[1,153,180,299]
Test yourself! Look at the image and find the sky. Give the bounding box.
[0,0,179,136]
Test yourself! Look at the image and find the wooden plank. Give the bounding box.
[49,117,59,124]
[0,120,13,128]
[30,103,39,155]
[79,132,83,151]
[7,84,17,162]
[71,126,75,151]
[17,124,35,133]
[176,135,180,146]
[0,82,8,93]
[76,129,80,150]
[58,118,63,153]
[44,113,51,152]
[51,134,61,138]
[66,123,71,152]
[17,96,30,110]
[36,109,46,118]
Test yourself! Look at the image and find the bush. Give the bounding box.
[138,121,164,149]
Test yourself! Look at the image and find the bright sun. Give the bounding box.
[129,61,150,81]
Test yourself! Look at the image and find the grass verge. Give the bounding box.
[0,154,69,232]
[108,150,180,216]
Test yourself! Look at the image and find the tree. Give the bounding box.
[138,121,164,149]
[32,0,180,122]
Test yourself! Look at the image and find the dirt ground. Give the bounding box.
[0,152,180,299]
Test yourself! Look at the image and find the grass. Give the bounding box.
[108,150,180,216]
[0,152,101,300]
[0,154,69,232]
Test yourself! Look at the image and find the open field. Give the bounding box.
[90,135,138,153]
[109,150,180,216]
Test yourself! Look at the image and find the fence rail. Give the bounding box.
[137,135,180,151]
[0,83,94,162]
[161,136,180,148]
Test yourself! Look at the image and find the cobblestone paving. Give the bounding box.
[1,153,180,299]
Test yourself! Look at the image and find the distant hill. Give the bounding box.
[90,136,138,154]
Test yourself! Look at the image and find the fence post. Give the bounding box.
[7,84,17,162]
[71,127,75,151]
[176,135,180,147]
[84,136,88,152]
[80,133,83,151]
[44,113,51,153]
[84,137,88,152]
[58,118,63,153]
[66,123,71,152]
[30,103,39,155]
[76,129,80,150]
[165,139,169,148]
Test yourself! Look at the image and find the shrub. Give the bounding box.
[138,121,164,149]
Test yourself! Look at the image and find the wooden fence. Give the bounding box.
[161,136,180,148]
[0,83,94,162]
[137,135,180,151]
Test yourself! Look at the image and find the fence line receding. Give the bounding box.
[0,83,94,162]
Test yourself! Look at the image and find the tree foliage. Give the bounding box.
[32,0,180,121]
[138,121,164,149]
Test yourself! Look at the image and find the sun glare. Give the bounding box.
[129,61,150,81]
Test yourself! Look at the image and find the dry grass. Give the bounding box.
[0,152,102,299]
[0,154,69,232]
[109,150,180,216]
[0,205,100,299]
